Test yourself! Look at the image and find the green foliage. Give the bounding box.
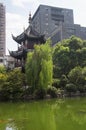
[76,47,86,67]
[83,40,86,47]
[34,88,46,99]
[53,44,70,77]
[82,67,86,79]
[0,35,86,101]
[68,66,84,85]
[0,65,6,73]
[52,78,60,88]
[47,86,57,98]
[68,66,86,92]
[25,40,53,92]
[0,73,8,89]
[0,68,25,100]
[60,75,68,88]
[65,83,77,92]
[7,68,25,99]
[53,36,86,78]
[68,36,83,50]
[53,36,86,93]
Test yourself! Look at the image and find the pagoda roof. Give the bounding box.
[9,49,28,59]
[12,25,46,44]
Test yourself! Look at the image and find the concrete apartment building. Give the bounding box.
[0,3,5,65]
[32,5,86,45]
[0,3,5,56]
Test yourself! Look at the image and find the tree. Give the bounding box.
[53,36,86,78]
[68,66,86,92]
[53,44,70,77]
[76,47,86,67]
[25,40,53,92]
[0,68,24,100]
[68,66,82,86]
[68,35,83,50]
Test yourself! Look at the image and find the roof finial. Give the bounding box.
[29,12,31,25]
[23,26,25,32]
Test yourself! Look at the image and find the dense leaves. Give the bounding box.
[53,36,86,93]
[0,68,25,100]
[0,65,6,73]
[53,36,86,78]
[0,36,86,101]
[25,40,53,93]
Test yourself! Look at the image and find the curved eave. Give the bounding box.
[9,49,28,59]
[9,50,23,59]
[12,33,26,44]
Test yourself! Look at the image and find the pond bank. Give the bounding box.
[19,92,86,101]
[0,89,86,102]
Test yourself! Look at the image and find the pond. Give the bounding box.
[0,97,86,130]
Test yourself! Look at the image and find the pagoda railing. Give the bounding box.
[15,61,22,67]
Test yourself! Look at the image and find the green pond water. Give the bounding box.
[0,98,86,130]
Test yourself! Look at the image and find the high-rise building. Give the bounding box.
[32,5,74,38]
[0,3,5,57]
[32,5,86,45]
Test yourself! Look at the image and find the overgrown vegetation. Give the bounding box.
[0,68,25,101]
[53,36,86,94]
[0,36,86,101]
[25,40,53,98]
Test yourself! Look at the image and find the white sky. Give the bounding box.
[1,0,86,54]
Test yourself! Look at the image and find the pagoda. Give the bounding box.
[9,13,46,72]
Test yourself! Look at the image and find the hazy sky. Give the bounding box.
[1,0,86,54]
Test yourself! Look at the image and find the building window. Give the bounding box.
[45,8,48,11]
[45,23,48,26]
[45,13,48,16]
[0,59,3,62]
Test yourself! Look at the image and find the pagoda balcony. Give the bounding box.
[18,46,23,51]
[15,61,22,67]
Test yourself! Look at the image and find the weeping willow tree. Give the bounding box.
[25,40,53,91]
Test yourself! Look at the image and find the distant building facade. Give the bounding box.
[0,3,5,56]
[32,5,86,45]
[0,55,15,69]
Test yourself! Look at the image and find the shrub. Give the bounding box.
[22,86,34,98]
[6,68,24,100]
[34,88,46,99]
[78,85,86,93]
[60,75,68,88]
[0,82,10,101]
[47,86,57,98]
[0,73,7,86]
[0,73,8,100]
[0,65,6,73]
[65,83,77,92]
[52,78,60,88]
[0,68,24,101]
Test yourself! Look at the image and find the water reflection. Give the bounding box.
[6,119,18,130]
[0,98,86,130]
